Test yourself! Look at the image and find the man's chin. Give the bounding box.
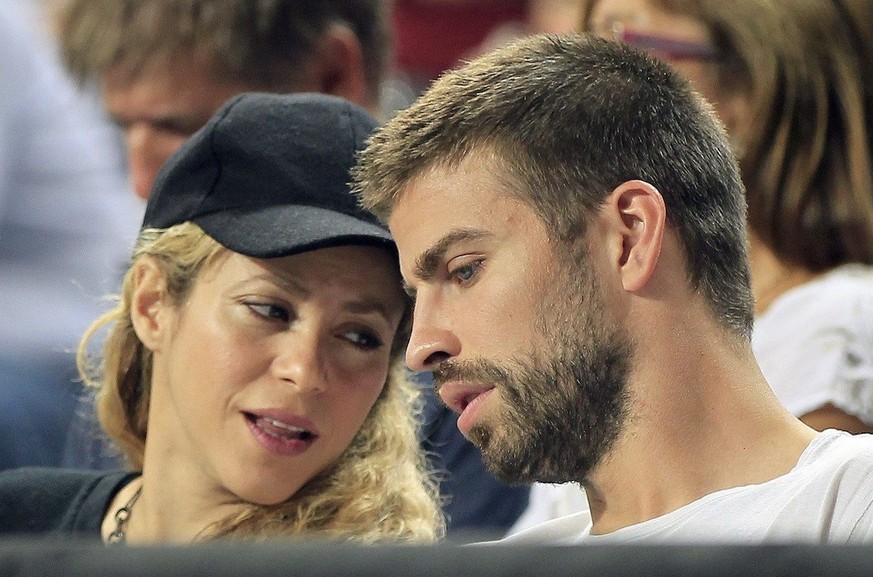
[471,423,593,485]
[469,424,531,484]
[465,422,492,451]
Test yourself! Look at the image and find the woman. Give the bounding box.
[508,0,873,534]
[0,92,444,544]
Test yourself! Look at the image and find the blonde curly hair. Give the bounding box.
[77,222,444,543]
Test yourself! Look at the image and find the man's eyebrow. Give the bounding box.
[412,229,492,283]
[107,111,208,135]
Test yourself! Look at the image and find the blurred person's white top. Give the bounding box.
[753,264,873,424]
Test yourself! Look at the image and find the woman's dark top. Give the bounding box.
[0,468,137,539]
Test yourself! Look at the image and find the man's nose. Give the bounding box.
[405,294,461,372]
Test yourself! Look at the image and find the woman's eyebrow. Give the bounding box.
[254,271,399,321]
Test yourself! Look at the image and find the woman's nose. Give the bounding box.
[271,329,329,394]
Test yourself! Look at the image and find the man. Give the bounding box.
[353,33,873,543]
[56,0,388,200]
[54,0,528,538]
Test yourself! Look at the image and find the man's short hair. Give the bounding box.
[354,33,754,337]
[55,0,389,99]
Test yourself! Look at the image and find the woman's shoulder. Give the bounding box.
[0,467,135,537]
[761,264,873,328]
[0,467,125,498]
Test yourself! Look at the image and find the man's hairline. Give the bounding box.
[378,140,530,216]
[102,50,310,94]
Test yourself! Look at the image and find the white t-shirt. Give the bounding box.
[753,264,873,423]
[503,430,873,544]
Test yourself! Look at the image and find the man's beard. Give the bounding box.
[433,261,633,485]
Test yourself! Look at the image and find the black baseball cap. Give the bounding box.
[142,92,392,258]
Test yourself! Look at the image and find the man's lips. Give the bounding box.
[438,381,496,436]
[437,381,495,415]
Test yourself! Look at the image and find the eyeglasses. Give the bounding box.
[596,21,719,62]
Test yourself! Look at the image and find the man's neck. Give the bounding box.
[582,303,816,534]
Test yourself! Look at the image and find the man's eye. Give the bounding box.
[248,303,290,322]
[342,329,384,350]
[450,260,482,285]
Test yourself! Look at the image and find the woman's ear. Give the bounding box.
[129,257,170,352]
[603,179,667,292]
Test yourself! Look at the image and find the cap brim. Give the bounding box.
[194,205,394,259]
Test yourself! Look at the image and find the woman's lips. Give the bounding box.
[243,411,319,456]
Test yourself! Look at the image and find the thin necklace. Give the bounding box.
[106,485,142,545]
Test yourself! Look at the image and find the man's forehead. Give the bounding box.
[102,62,252,124]
[388,168,546,280]
[102,52,249,97]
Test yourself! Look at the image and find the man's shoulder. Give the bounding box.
[804,430,873,468]
[792,431,873,539]
[791,430,873,495]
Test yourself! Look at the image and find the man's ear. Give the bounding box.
[129,257,170,352]
[310,23,370,112]
[602,180,666,292]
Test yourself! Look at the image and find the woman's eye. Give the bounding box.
[450,260,482,285]
[342,328,384,350]
[248,302,290,322]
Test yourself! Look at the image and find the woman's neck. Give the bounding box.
[748,234,818,315]
[102,461,251,544]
